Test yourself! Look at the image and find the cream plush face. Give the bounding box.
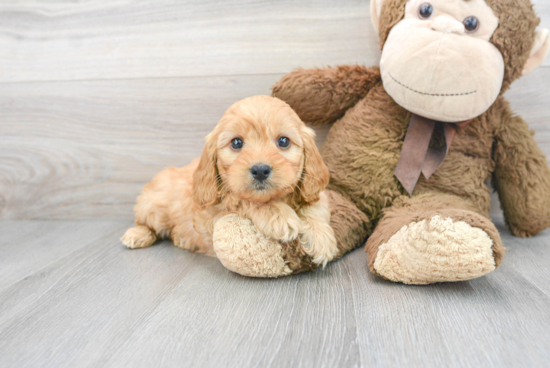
[380,0,504,122]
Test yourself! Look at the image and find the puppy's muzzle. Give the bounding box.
[250,164,271,182]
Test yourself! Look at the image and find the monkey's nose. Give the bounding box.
[430,16,465,35]
[250,164,271,182]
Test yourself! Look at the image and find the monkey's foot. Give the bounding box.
[370,215,499,284]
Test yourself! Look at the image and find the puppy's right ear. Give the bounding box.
[193,133,219,209]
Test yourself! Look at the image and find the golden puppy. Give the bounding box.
[121,95,337,266]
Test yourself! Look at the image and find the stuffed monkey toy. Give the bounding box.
[214,0,550,283]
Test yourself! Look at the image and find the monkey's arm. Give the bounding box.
[493,100,550,237]
[272,65,381,125]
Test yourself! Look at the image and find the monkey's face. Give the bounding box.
[380,0,504,122]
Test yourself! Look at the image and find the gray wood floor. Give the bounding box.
[1,1,550,367]
[0,219,549,368]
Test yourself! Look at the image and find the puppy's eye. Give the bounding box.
[463,16,479,33]
[230,138,243,150]
[418,3,433,19]
[277,136,291,149]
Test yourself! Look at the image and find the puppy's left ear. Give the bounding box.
[192,133,220,209]
[300,127,330,203]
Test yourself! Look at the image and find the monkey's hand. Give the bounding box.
[212,214,294,278]
[493,100,550,237]
[272,65,381,126]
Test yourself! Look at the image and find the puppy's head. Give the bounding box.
[193,95,329,208]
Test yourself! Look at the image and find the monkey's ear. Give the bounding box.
[523,29,550,76]
[370,0,385,35]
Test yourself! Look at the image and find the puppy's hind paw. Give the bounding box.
[121,226,157,249]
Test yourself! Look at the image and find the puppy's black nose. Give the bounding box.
[250,164,271,182]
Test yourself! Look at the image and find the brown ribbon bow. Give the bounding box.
[394,114,470,195]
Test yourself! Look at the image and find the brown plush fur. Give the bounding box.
[280,190,372,274]
[484,0,540,92]
[272,65,381,126]
[280,240,315,274]
[122,96,339,266]
[272,0,550,282]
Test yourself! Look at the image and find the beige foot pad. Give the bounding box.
[213,214,292,278]
[374,215,495,284]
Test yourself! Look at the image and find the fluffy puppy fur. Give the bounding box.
[121,95,338,266]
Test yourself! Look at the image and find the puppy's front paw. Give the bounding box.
[258,210,301,242]
[121,226,157,249]
[300,223,338,267]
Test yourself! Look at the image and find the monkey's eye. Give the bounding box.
[277,136,291,149]
[418,3,433,19]
[230,138,243,150]
[463,16,479,33]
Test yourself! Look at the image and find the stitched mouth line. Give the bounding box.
[389,73,477,97]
